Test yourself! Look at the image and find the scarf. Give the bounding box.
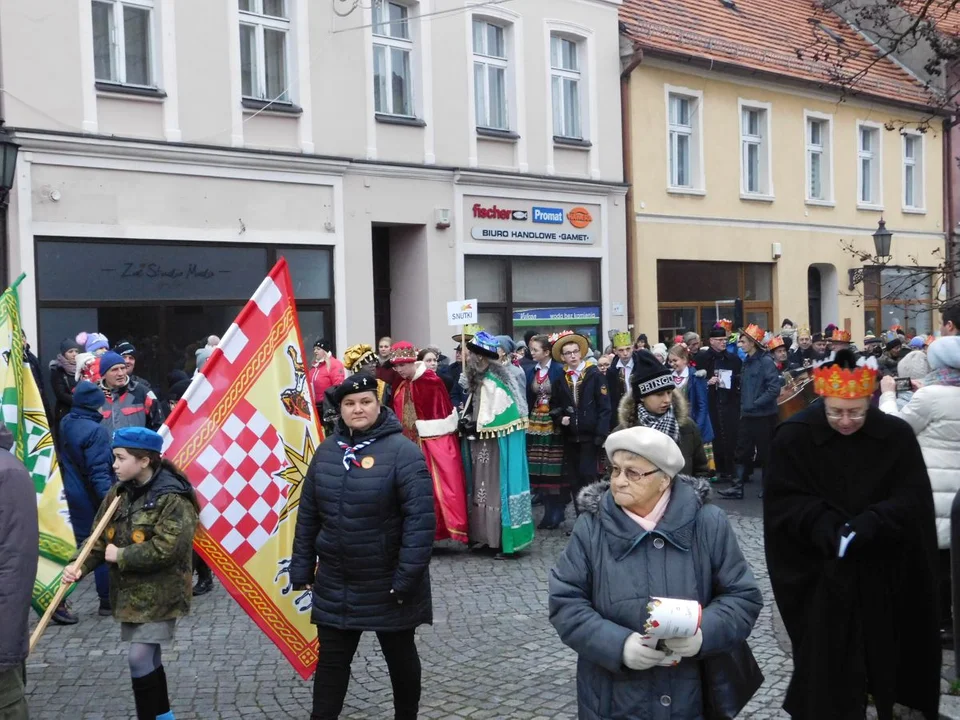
[622,487,673,531]
[336,437,377,470]
[636,402,680,443]
[672,366,689,389]
[922,367,960,388]
[57,353,77,376]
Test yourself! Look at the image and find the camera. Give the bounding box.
[894,377,912,395]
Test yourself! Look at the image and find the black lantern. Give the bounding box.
[0,127,19,207]
[873,217,893,260]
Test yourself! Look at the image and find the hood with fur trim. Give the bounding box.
[616,387,690,430]
[577,474,712,516]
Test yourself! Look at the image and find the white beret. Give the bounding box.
[604,426,685,479]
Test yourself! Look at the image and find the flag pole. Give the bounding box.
[29,495,122,653]
[5,272,26,293]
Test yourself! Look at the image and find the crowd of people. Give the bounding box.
[3,302,958,720]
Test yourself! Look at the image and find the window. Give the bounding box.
[92,0,154,86]
[739,101,771,196]
[863,266,934,335]
[239,0,290,102]
[373,1,414,117]
[473,20,508,130]
[665,87,703,192]
[858,123,882,207]
[903,133,924,210]
[805,113,833,203]
[550,35,581,139]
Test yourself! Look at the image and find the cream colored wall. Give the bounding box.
[626,61,946,340]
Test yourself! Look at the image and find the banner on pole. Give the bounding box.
[0,274,77,614]
[160,258,323,679]
[447,299,478,326]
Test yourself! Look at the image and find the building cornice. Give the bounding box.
[455,169,628,195]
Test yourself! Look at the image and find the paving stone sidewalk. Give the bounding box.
[24,511,792,719]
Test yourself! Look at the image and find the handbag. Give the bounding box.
[691,515,765,719]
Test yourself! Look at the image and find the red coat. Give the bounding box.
[308,358,345,404]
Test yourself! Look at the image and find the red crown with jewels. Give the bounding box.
[813,364,878,399]
[828,328,852,343]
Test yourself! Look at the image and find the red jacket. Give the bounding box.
[308,358,345,403]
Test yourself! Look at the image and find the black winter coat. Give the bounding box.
[50,361,78,428]
[290,408,436,631]
[552,364,611,441]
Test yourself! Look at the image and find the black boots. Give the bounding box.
[718,465,746,499]
[131,666,174,720]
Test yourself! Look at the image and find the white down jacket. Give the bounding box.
[880,384,960,549]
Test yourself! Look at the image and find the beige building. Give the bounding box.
[620,0,947,344]
[0,0,626,387]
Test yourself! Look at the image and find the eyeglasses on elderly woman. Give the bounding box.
[609,465,663,483]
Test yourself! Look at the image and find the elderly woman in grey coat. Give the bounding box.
[549,426,763,719]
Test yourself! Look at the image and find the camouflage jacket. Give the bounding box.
[79,465,199,624]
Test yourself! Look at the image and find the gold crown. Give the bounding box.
[342,344,376,371]
[612,330,633,348]
[742,324,766,344]
[813,365,878,399]
[389,341,418,364]
[829,328,852,343]
[717,319,734,333]
[797,325,811,338]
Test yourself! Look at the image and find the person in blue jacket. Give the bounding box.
[719,325,782,500]
[667,343,714,449]
[59,380,116,615]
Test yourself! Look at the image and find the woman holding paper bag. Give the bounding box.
[548,426,762,719]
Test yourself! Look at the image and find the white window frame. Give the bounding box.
[857,120,884,211]
[472,18,510,132]
[664,84,705,195]
[804,110,834,206]
[902,130,926,213]
[549,32,586,141]
[737,98,774,201]
[372,0,417,118]
[239,0,292,103]
[91,0,157,87]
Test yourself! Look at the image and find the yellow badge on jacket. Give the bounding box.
[600,385,608,395]
[131,529,146,544]
[106,527,115,541]
[361,456,376,470]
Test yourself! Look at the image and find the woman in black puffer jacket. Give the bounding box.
[290,373,435,720]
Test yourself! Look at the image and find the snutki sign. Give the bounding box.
[447,299,478,326]
[465,196,600,246]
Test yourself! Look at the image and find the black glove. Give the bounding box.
[458,416,477,436]
[593,435,606,447]
[840,511,883,558]
[390,589,409,606]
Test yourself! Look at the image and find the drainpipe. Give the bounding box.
[620,47,643,330]
[946,115,957,307]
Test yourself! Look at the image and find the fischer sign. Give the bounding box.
[472,203,527,221]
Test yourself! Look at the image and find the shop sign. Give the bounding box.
[567,207,593,229]
[447,298,478,326]
[470,227,593,244]
[513,306,601,327]
[471,203,527,221]
[532,207,564,224]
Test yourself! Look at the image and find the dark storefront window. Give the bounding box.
[656,260,773,343]
[35,238,334,399]
[862,266,934,336]
[465,255,602,350]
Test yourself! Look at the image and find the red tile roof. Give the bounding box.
[620,0,938,108]
[903,0,960,37]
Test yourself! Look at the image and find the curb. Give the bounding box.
[942,695,960,720]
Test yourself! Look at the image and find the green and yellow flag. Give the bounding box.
[0,273,76,613]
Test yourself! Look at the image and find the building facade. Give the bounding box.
[0,0,626,390]
[620,0,946,344]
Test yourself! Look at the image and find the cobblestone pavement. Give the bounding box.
[26,507,791,720]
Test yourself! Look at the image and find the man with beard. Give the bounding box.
[699,321,741,482]
[763,350,940,719]
[460,331,534,557]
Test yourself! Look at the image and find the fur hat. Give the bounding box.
[604,426,685,479]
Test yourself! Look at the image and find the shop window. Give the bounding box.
[279,246,333,299]
[465,256,508,302]
[862,266,934,335]
[656,261,739,303]
[744,264,772,302]
[511,258,598,303]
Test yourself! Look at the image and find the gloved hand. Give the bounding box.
[839,511,883,558]
[458,416,477,436]
[622,633,667,670]
[458,372,470,390]
[663,628,703,658]
[390,589,409,606]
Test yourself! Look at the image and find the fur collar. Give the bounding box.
[474,359,524,402]
[616,388,690,430]
[413,361,427,382]
[577,475,712,517]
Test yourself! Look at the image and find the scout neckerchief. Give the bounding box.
[337,438,377,470]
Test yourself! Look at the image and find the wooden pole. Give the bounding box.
[30,495,122,653]
[461,326,466,375]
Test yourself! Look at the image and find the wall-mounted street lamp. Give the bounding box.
[0,125,19,208]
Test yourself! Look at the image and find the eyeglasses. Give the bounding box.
[561,349,580,357]
[824,409,867,421]
[610,466,662,483]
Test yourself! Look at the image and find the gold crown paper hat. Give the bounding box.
[611,330,633,348]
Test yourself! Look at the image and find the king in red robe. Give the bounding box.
[390,342,469,544]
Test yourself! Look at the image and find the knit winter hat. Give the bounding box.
[495,335,516,355]
[908,336,925,350]
[60,337,83,354]
[897,350,931,379]
[630,350,676,398]
[83,332,109,353]
[604,426,685,479]
[928,336,960,371]
[72,380,105,410]
[98,351,126,375]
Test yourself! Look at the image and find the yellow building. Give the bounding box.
[621,0,947,343]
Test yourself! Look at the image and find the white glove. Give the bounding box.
[458,372,470,390]
[663,628,703,658]
[622,633,666,670]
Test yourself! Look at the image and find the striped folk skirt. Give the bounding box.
[527,404,564,490]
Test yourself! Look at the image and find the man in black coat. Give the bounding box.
[764,351,940,720]
[290,374,435,720]
[604,330,635,415]
[0,423,39,719]
[697,326,741,482]
[551,333,611,510]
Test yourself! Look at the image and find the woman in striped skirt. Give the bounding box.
[524,335,567,529]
